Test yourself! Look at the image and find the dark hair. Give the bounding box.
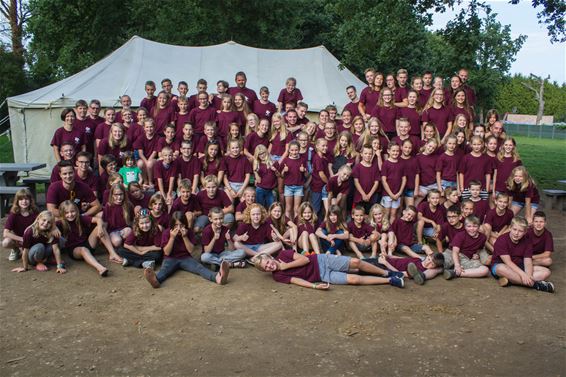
[197,78,207,86]
[76,151,92,162]
[169,211,188,228]
[217,80,229,88]
[447,205,462,215]
[75,100,88,108]
[145,80,156,88]
[161,78,172,85]
[431,253,445,268]
[351,205,365,214]
[100,154,117,170]
[235,71,247,79]
[346,85,356,92]
[178,81,188,87]
[533,211,546,220]
[60,108,75,121]
[58,160,74,170]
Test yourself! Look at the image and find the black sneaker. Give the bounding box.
[407,262,426,285]
[387,270,405,279]
[443,269,456,280]
[533,280,555,293]
[389,276,405,288]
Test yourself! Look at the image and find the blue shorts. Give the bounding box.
[396,243,425,254]
[229,181,244,194]
[317,254,351,285]
[423,227,435,237]
[419,183,438,195]
[441,180,457,190]
[491,261,524,278]
[321,185,328,200]
[403,189,414,198]
[271,155,282,162]
[243,244,262,253]
[284,185,304,197]
[512,201,539,210]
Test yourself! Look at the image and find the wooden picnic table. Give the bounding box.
[0,163,47,186]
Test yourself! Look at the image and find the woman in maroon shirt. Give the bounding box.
[422,88,453,142]
[371,88,398,139]
[152,91,175,135]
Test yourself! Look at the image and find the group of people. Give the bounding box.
[1,68,556,293]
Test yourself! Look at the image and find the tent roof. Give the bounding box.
[8,36,365,112]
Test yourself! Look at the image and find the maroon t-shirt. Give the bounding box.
[22,227,58,249]
[386,256,426,273]
[391,218,416,246]
[417,202,446,228]
[161,228,196,259]
[235,201,249,215]
[470,198,489,223]
[228,87,258,105]
[507,184,540,204]
[134,134,161,158]
[102,204,132,232]
[195,136,225,156]
[152,212,170,230]
[269,132,293,156]
[256,162,278,190]
[344,101,361,118]
[297,222,316,236]
[310,153,330,193]
[272,249,320,284]
[252,100,277,120]
[140,97,157,115]
[123,124,142,144]
[124,230,162,248]
[216,111,245,139]
[74,117,97,151]
[244,132,270,155]
[4,212,37,238]
[128,192,150,209]
[156,138,180,154]
[153,106,175,135]
[115,111,138,125]
[188,106,217,136]
[392,135,420,156]
[371,106,398,133]
[170,196,198,214]
[450,106,474,125]
[196,190,232,216]
[153,160,178,192]
[417,153,438,186]
[236,222,273,244]
[200,157,223,178]
[450,231,487,259]
[174,113,191,139]
[528,228,553,255]
[435,153,460,182]
[177,156,202,182]
[74,172,99,194]
[418,88,433,108]
[94,123,111,141]
[201,224,229,254]
[352,162,380,204]
[492,233,532,266]
[458,153,493,189]
[57,215,93,249]
[439,222,464,243]
[50,127,85,154]
[422,106,453,136]
[277,88,303,106]
[485,208,514,232]
[223,155,252,183]
[97,138,133,165]
[397,107,421,138]
[46,181,96,209]
[495,157,522,193]
[395,86,409,103]
[400,156,418,190]
[359,87,380,115]
[347,221,374,239]
[326,175,350,196]
[279,157,306,186]
[381,160,405,194]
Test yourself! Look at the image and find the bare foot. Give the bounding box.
[99,268,109,277]
[216,261,230,285]
[35,263,48,272]
[144,268,160,288]
[109,255,123,264]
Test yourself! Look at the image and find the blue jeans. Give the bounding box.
[256,187,275,209]
[156,257,216,283]
[201,249,246,265]
[320,229,345,254]
[311,186,328,219]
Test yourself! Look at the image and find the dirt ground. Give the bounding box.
[0,208,565,377]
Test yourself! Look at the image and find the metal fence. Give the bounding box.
[504,123,566,140]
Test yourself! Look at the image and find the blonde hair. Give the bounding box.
[497,137,520,162]
[268,202,287,235]
[10,188,38,215]
[506,166,534,193]
[422,123,442,146]
[107,184,133,225]
[369,203,390,232]
[108,123,128,149]
[297,202,317,225]
[423,88,445,111]
[203,174,219,186]
[334,131,357,160]
[30,210,55,242]
[243,203,267,224]
[58,201,83,239]
[245,113,260,135]
[133,210,158,238]
[251,253,273,271]
[269,113,289,142]
[177,178,192,191]
[253,144,274,172]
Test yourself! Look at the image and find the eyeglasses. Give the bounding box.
[77,160,90,164]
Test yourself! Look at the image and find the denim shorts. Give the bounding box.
[229,181,244,194]
[396,243,424,254]
[321,185,328,200]
[491,261,525,278]
[441,180,457,190]
[403,189,414,198]
[381,195,401,209]
[284,185,304,197]
[423,227,435,237]
[317,254,350,285]
[512,201,539,210]
[271,155,282,162]
[419,183,438,195]
[243,244,262,253]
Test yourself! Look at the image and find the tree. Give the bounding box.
[0,0,30,70]
[510,0,566,43]
[522,74,548,125]
[440,2,526,120]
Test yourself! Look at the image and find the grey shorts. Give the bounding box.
[317,254,351,285]
[443,249,490,269]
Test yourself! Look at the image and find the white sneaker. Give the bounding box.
[142,260,155,270]
[122,258,130,267]
[8,249,19,261]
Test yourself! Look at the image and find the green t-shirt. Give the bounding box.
[119,166,141,185]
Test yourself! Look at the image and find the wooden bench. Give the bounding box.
[542,189,566,211]
[0,186,29,217]
[21,177,51,202]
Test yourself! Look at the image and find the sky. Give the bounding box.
[431,0,565,84]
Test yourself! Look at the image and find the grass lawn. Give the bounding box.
[513,136,566,190]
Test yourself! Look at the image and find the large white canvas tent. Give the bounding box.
[7,36,365,175]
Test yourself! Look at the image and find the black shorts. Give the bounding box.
[62,241,95,260]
